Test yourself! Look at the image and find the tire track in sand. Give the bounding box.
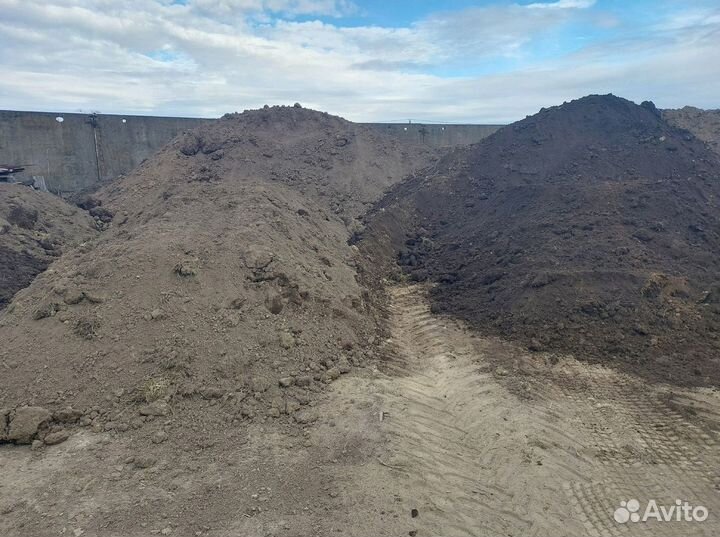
[372,284,720,537]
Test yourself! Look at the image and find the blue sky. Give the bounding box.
[0,0,718,122]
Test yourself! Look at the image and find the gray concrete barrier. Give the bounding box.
[0,110,501,194]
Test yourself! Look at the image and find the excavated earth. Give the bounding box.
[665,106,720,155]
[1,100,720,537]
[0,105,441,536]
[361,95,720,387]
[0,184,97,310]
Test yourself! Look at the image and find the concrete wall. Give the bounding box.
[0,110,502,194]
[364,123,502,148]
[0,110,206,193]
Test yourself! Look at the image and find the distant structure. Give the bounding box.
[0,110,208,194]
[1,110,502,194]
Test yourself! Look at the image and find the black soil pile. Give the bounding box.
[362,94,720,386]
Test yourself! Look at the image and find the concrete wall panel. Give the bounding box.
[1,111,502,193]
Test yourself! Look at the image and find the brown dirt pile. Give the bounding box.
[664,106,720,155]
[0,105,436,448]
[0,184,97,310]
[362,94,720,386]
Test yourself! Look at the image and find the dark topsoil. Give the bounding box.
[361,94,720,387]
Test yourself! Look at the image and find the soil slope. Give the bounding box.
[362,94,720,386]
[0,184,97,309]
[0,104,436,438]
[664,106,720,155]
[0,105,437,535]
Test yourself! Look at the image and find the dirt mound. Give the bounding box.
[0,184,97,310]
[362,94,720,386]
[664,106,720,155]
[0,105,437,534]
[0,105,435,439]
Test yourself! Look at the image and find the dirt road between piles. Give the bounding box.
[332,284,720,536]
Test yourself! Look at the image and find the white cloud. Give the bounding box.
[0,0,717,122]
[526,0,595,9]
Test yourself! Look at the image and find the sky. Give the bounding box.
[0,0,718,122]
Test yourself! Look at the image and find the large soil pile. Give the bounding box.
[0,184,97,309]
[0,105,436,442]
[362,94,720,386]
[664,106,720,155]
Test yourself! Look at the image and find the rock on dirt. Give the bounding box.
[43,430,71,445]
[139,402,170,417]
[6,406,51,444]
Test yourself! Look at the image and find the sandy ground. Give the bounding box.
[2,284,719,536]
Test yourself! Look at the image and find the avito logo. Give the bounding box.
[614,499,708,524]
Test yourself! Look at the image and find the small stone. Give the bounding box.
[151,430,168,444]
[150,308,165,320]
[293,410,317,424]
[296,375,312,387]
[228,297,245,309]
[0,408,10,441]
[278,377,294,388]
[161,528,172,536]
[178,133,201,156]
[139,401,169,416]
[53,407,82,423]
[31,439,44,450]
[63,289,85,305]
[278,331,294,349]
[134,455,157,469]
[44,430,71,445]
[115,421,130,433]
[323,367,341,382]
[83,292,105,304]
[265,292,284,315]
[268,408,281,418]
[8,406,51,444]
[200,387,224,399]
[528,339,544,352]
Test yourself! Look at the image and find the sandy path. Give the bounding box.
[354,284,720,536]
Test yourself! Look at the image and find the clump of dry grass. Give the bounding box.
[142,378,169,402]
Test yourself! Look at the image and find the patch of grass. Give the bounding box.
[142,378,169,402]
[73,317,100,339]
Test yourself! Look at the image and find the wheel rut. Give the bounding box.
[372,284,720,536]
